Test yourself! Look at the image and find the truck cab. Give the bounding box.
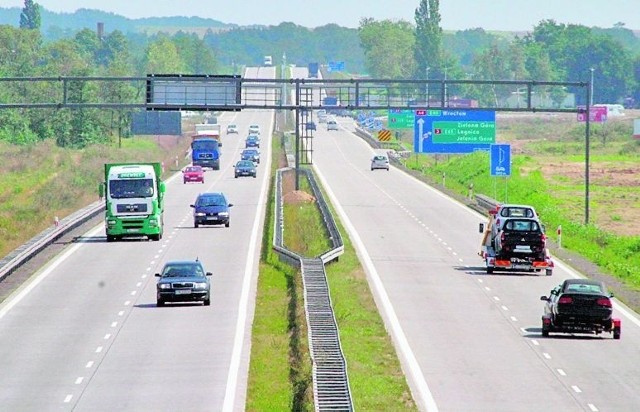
[102,163,165,242]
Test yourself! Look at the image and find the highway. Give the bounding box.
[311,118,640,411]
[0,68,274,411]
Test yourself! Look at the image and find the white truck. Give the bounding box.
[194,123,222,147]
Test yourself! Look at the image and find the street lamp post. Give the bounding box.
[425,66,430,105]
[589,67,595,106]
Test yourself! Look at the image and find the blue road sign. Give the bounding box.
[414,109,496,153]
[328,61,345,72]
[490,144,511,176]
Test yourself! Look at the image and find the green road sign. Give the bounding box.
[388,109,414,129]
[431,120,495,143]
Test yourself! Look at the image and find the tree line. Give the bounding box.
[1,0,639,147]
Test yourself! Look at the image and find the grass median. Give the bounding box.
[248,133,417,410]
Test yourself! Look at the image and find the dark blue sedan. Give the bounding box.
[190,192,233,228]
[156,259,212,306]
[234,160,257,178]
[245,135,260,148]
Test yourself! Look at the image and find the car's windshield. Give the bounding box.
[197,194,226,207]
[237,161,253,167]
[192,140,219,151]
[109,178,154,199]
[161,263,205,278]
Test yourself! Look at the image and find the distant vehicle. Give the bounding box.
[371,154,390,171]
[226,124,238,134]
[234,160,257,178]
[191,137,220,170]
[493,218,546,260]
[155,259,212,307]
[245,135,260,148]
[182,165,204,184]
[241,148,260,164]
[327,119,339,131]
[540,279,620,339]
[248,124,261,135]
[308,62,319,78]
[190,192,233,228]
[264,55,272,66]
[305,121,317,131]
[593,104,625,117]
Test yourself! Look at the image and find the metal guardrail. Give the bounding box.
[0,200,104,283]
[273,164,353,411]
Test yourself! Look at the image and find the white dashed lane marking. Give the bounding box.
[572,385,582,393]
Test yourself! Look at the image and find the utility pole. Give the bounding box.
[589,67,595,106]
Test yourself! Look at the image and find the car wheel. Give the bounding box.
[541,320,550,337]
[106,235,116,242]
[486,267,494,274]
[235,175,238,178]
[253,174,257,178]
[203,298,211,306]
[183,180,186,184]
[225,221,230,228]
[613,326,621,340]
[149,234,160,241]
[546,269,552,276]
[194,221,199,228]
[157,299,165,307]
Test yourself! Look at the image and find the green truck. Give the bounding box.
[99,162,166,242]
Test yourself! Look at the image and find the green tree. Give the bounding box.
[19,0,41,30]
[358,18,415,78]
[414,0,442,79]
[143,36,187,74]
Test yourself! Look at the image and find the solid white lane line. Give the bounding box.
[572,385,582,393]
[64,395,73,403]
[312,164,439,412]
[222,113,273,412]
[0,225,103,320]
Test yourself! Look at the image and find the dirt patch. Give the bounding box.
[283,190,316,204]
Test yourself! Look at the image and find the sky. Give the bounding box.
[2,0,639,31]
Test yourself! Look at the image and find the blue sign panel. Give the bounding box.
[328,61,345,72]
[490,144,511,176]
[414,109,496,153]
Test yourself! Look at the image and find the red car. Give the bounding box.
[183,165,205,184]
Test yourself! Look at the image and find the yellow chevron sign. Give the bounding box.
[378,129,392,142]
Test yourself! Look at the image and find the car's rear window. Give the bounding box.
[500,207,535,218]
[504,220,540,231]
[373,155,387,161]
[564,283,604,294]
[185,166,201,172]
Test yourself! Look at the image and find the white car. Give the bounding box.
[327,120,338,131]
[226,124,238,134]
[248,125,261,135]
[371,154,389,171]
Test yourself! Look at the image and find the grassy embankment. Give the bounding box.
[0,136,191,260]
[247,134,417,410]
[389,114,640,293]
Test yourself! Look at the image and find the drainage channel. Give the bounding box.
[302,258,353,411]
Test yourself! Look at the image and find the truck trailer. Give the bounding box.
[100,163,165,242]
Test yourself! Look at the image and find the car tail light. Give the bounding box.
[558,296,573,304]
[496,218,501,228]
[596,298,612,307]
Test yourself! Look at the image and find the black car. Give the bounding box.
[241,148,260,164]
[190,192,233,228]
[245,135,260,148]
[156,259,212,306]
[540,279,620,339]
[234,160,257,178]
